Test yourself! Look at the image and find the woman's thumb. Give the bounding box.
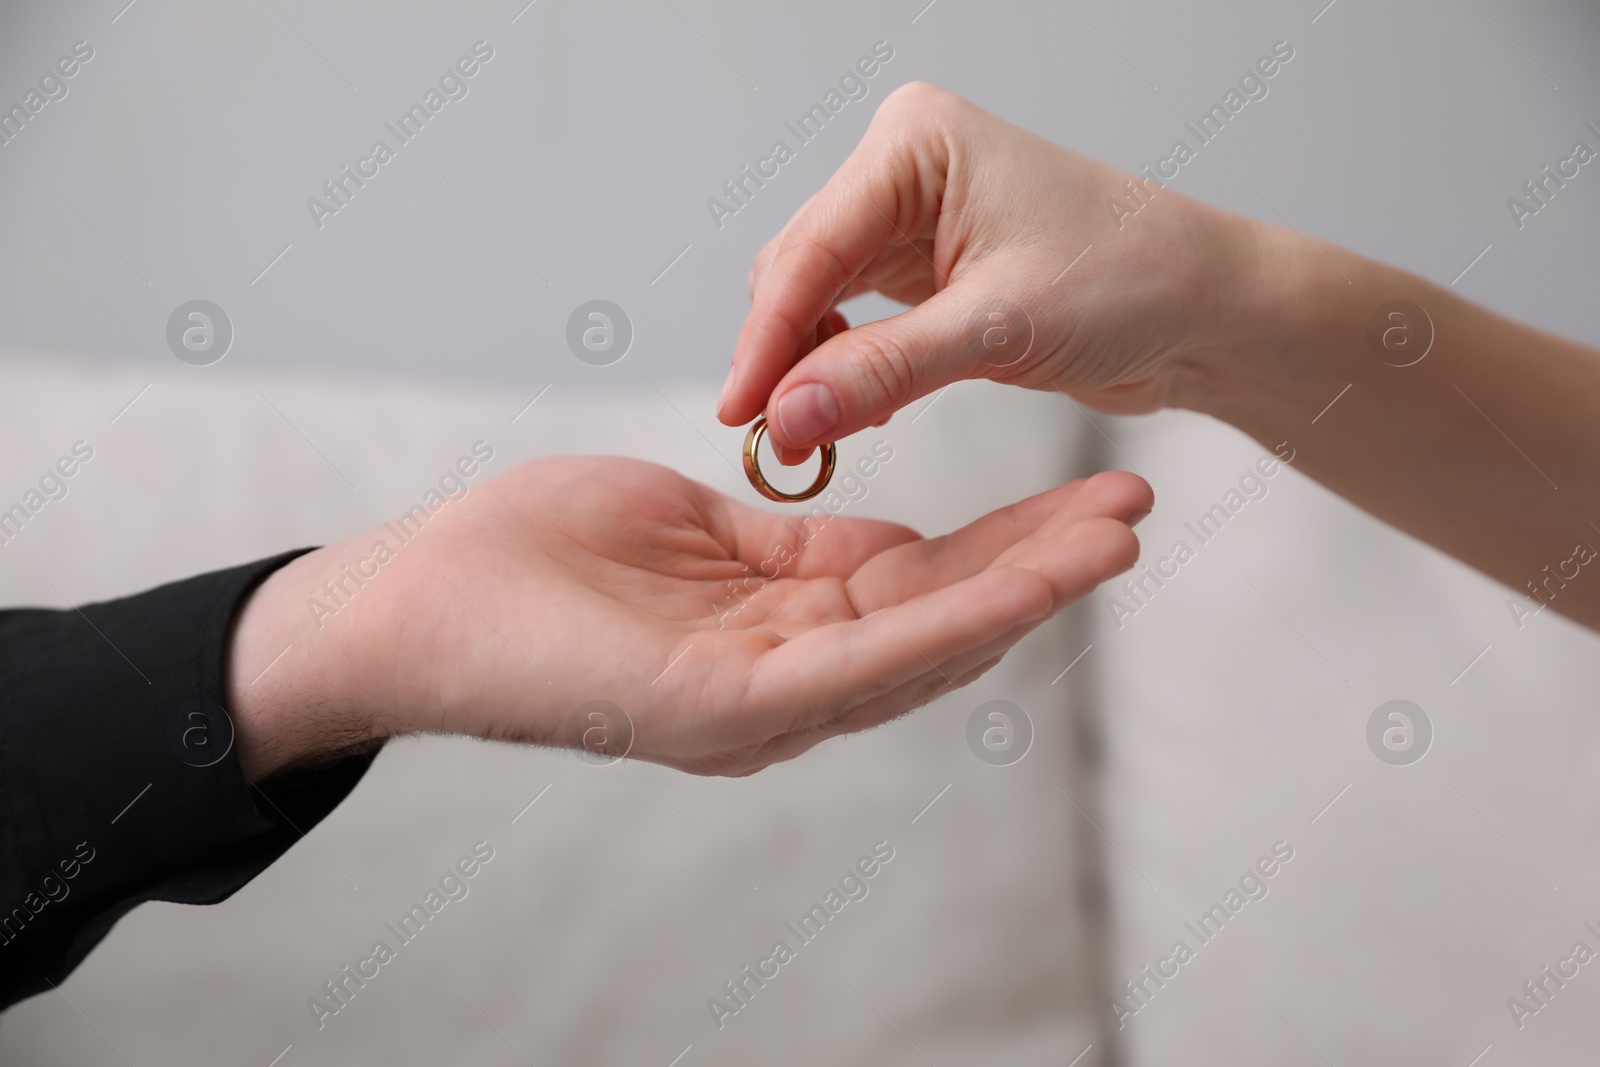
[762,289,1031,450]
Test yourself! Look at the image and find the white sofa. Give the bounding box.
[1,353,1596,1065]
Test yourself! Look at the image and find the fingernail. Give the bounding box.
[716,373,735,417]
[1128,508,1152,528]
[776,382,840,444]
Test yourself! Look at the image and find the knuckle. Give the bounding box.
[876,81,970,132]
[851,328,918,406]
[790,232,854,297]
[881,80,946,116]
[749,236,783,296]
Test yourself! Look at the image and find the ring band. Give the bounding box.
[742,417,837,503]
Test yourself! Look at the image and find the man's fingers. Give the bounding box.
[757,511,1136,738]
[803,628,1026,744]
[721,513,1138,769]
[685,508,1140,770]
[997,513,1142,613]
[716,469,1147,597]
[744,564,1054,742]
[848,471,1152,606]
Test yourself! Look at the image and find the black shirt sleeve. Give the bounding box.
[0,550,377,1011]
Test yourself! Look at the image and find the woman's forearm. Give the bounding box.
[1179,222,1600,628]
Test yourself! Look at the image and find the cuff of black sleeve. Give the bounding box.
[0,549,378,1010]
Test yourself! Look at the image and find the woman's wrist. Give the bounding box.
[1165,217,1385,432]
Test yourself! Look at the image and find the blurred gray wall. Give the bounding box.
[0,0,1595,390]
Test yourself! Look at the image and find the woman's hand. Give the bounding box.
[227,456,1150,780]
[716,81,1280,454]
[715,83,1600,634]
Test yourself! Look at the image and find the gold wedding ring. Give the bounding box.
[742,417,837,503]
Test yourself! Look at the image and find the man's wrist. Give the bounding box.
[226,545,381,782]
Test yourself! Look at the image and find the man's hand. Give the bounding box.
[226,456,1149,780]
[716,81,1277,456]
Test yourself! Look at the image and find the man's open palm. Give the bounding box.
[232,456,1151,779]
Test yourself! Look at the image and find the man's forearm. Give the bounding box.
[0,554,376,1010]
[1176,223,1600,628]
